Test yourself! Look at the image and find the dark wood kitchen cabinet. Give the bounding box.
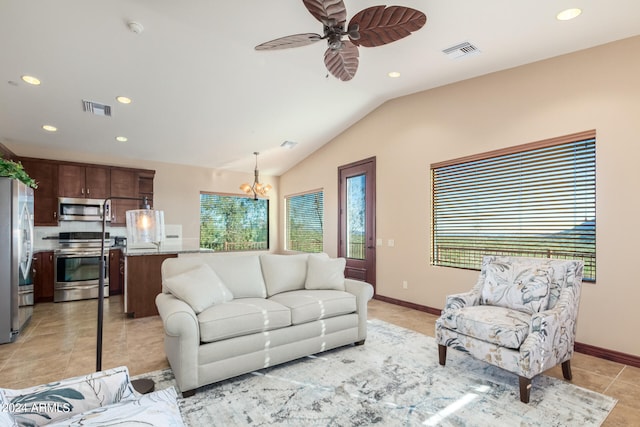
[18,157,155,224]
[125,253,177,318]
[58,164,110,199]
[109,249,123,295]
[109,168,139,225]
[33,251,54,302]
[20,159,59,225]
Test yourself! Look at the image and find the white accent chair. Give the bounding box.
[435,256,584,403]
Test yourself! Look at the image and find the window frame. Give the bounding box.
[199,191,269,252]
[284,189,324,253]
[431,130,596,281]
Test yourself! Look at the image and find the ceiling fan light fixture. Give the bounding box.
[328,34,344,50]
[255,3,426,81]
[240,152,271,199]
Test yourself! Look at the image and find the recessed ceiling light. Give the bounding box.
[21,75,41,85]
[42,125,57,132]
[280,140,298,149]
[115,136,128,142]
[388,71,401,78]
[116,96,132,104]
[557,8,582,21]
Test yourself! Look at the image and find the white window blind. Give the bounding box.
[431,130,596,281]
[285,190,324,253]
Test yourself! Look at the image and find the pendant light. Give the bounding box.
[240,152,272,199]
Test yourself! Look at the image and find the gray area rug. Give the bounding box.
[140,319,617,426]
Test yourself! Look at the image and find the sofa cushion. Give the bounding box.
[481,261,552,314]
[269,290,356,325]
[441,305,531,349]
[1,366,138,426]
[163,263,233,314]
[203,255,267,298]
[305,254,346,291]
[198,298,291,343]
[260,253,309,297]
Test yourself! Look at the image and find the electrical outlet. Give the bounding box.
[388,239,395,247]
[402,280,408,289]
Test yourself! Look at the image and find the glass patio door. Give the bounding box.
[338,157,376,290]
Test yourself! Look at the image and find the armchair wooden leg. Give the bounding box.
[438,344,447,366]
[561,360,572,380]
[519,376,531,404]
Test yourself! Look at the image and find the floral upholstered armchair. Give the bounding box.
[435,256,584,403]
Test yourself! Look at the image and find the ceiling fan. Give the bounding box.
[255,0,427,81]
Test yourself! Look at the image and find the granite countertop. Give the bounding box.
[123,248,214,256]
[122,242,214,256]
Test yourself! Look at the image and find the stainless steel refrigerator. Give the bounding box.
[0,177,35,344]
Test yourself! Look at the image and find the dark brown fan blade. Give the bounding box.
[303,0,347,28]
[255,33,323,50]
[324,40,359,81]
[348,6,426,47]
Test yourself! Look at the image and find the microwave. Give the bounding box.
[58,197,111,222]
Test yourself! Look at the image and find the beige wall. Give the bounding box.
[279,36,640,356]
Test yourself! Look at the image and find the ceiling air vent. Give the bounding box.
[82,100,112,117]
[442,41,480,59]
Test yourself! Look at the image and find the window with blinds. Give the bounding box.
[431,130,596,281]
[200,193,269,251]
[285,190,324,253]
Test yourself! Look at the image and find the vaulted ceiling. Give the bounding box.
[2,1,639,175]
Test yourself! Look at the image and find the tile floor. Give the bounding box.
[1,296,638,425]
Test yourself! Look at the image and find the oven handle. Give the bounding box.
[54,283,107,291]
[55,252,104,258]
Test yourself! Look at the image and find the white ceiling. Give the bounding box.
[2,1,639,176]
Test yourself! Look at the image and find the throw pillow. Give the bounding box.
[481,261,552,314]
[260,254,310,297]
[163,263,233,313]
[305,254,346,291]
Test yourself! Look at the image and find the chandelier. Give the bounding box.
[240,152,272,199]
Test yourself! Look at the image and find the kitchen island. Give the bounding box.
[123,245,213,318]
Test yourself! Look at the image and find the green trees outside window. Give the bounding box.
[200,193,268,251]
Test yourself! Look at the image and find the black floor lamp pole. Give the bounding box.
[98,196,142,372]
[97,196,156,394]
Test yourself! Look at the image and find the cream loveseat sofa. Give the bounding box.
[155,253,374,397]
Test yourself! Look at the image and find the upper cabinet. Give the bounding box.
[20,159,59,226]
[110,168,138,225]
[18,157,155,226]
[59,164,110,199]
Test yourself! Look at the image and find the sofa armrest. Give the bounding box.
[344,279,374,342]
[155,293,201,393]
[156,292,199,341]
